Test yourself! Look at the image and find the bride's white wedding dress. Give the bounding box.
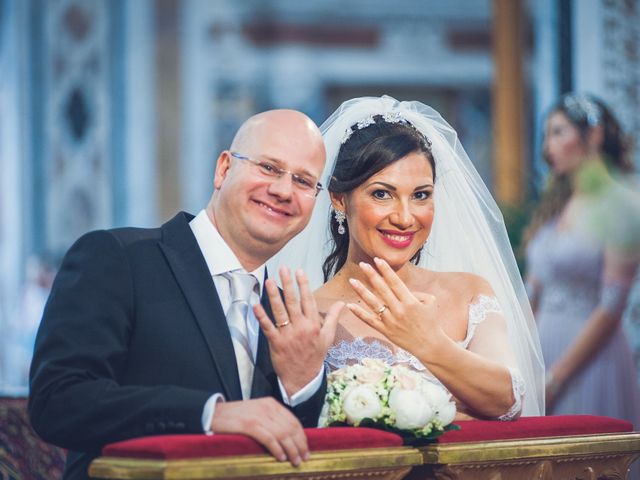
[326,295,525,421]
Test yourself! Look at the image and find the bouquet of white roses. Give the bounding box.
[320,358,457,442]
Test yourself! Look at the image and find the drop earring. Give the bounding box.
[334,209,346,235]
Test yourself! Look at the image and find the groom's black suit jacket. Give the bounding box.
[28,212,326,480]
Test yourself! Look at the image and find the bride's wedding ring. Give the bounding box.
[275,320,291,328]
[377,305,388,316]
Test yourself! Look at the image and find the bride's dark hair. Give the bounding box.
[322,115,436,281]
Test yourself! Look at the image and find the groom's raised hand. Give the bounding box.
[254,267,344,397]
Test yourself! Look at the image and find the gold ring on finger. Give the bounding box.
[275,320,291,328]
[377,305,388,317]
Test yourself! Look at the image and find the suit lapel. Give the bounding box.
[159,212,243,401]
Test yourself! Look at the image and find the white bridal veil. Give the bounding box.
[268,95,545,416]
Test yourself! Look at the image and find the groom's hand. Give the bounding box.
[254,267,344,397]
[211,398,308,466]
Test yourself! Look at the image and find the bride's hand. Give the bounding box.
[346,257,444,354]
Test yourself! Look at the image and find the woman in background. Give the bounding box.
[525,93,640,424]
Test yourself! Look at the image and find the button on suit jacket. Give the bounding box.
[28,212,326,480]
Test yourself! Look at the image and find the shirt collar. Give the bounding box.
[189,209,265,292]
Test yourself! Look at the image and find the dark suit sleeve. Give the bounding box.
[291,374,327,428]
[28,231,211,452]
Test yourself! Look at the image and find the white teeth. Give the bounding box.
[258,201,288,216]
[383,233,411,241]
[257,201,274,212]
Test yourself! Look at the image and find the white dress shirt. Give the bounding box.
[189,210,323,433]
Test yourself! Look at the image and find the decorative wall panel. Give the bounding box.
[40,0,117,254]
[600,0,640,166]
[599,0,640,380]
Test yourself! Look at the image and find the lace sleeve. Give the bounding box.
[465,295,524,420]
[459,295,501,349]
[496,367,525,421]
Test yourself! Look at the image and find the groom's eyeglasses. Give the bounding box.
[230,152,324,198]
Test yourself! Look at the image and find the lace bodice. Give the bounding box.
[325,295,524,421]
[326,295,501,370]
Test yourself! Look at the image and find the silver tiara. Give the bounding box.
[562,94,602,127]
[341,111,409,144]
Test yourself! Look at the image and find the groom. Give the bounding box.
[28,109,343,480]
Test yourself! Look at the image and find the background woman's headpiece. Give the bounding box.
[562,94,602,127]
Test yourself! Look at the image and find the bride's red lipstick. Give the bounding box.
[379,230,415,248]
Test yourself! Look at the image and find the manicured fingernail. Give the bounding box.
[348,278,358,286]
[374,257,382,264]
[359,261,370,270]
[293,456,301,466]
[303,452,310,461]
[279,454,287,462]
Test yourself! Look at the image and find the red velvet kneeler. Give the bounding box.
[102,427,403,460]
[101,415,634,460]
[438,415,633,443]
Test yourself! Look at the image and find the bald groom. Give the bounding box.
[29,110,344,480]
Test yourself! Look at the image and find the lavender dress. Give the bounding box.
[527,220,640,426]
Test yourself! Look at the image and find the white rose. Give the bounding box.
[328,368,348,383]
[361,358,388,372]
[348,364,365,380]
[394,371,418,390]
[417,381,456,427]
[420,381,451,407]
[343,385,383,425]
[357,367,385,384]
[435,401,456,427]
[389,388,433,430]
[390,365,424,389]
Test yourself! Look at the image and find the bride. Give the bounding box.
[268,96,545,419]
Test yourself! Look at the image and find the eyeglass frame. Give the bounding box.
[229,151,324,198]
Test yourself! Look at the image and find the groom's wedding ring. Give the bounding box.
[377,305,388,317]
[275,320,291,328]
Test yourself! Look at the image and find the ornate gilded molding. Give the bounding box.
[89,446,423,480]
[89,433,640,480]
[408,432,640,480]
[419,432,640,464]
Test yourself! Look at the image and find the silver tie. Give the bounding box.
[224,271,257,400]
